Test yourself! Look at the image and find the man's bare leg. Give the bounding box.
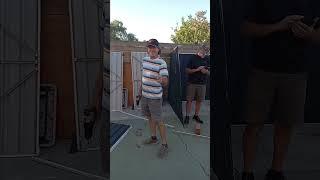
[142,117,159,145]
[185,99,193,125]
[186,99,193,116]
[158,121,168,145]
[271,124,292,171]
[195,99,202,116]
[149,116,157,137]
[243,124,262,172]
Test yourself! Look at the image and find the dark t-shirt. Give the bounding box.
[244,0,320,74]
[186,54,209,84]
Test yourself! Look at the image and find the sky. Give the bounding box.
[110,0,210,43]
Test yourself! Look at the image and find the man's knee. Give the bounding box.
[245,123,264,135]
[186,97,193,103]
[196,99,203,104]
[274,121,294,130]
[156,120,165,126]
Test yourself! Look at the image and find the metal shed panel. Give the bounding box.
[110,52,123,111]
[131,52,148,109]
[70,0,103,59]
[0,0,40,156]
[74,61,102,150]
[103,49,110,110]
[69,0,104,151]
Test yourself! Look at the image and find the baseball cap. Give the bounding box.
[146,39,160,48]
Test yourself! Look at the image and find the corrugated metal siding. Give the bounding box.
[71,0,103,59]
[131,52,147,109]
[70,0,104,151]
[103,48,110,110]
[103,0,109,49]
[110,52,123,111]
[0,0,40,155]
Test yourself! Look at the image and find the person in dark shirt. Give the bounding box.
[241,0,320,180]
[184,45,210,135]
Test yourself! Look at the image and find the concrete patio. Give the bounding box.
[110,100,211,180]
[2,99,320,180]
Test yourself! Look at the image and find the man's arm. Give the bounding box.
[159,76,168,87]
[241,15,304,38]
[186,67,204,74]
[201,68,210,75]
[159,60,169,87]
[241,21,283,38]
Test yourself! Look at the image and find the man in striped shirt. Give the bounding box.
[138,39,169,158]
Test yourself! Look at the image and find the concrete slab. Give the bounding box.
[231,124,320,179]
[120,100,210,137]
[110,113,211,180]
[0,157,99,180]
[38,140,107,178]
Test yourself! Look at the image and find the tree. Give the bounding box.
[127,33,138,42]
[111,20,139,41]
[171,11,210,44]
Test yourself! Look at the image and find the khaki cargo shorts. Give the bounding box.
[186,83,206,101]
[245,68,307,127]
[141,97,163,122]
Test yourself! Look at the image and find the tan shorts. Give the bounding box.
[141,97,163,122]
[186,83,206,101]
[245,68,307,127]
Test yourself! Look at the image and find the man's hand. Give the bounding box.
[196,66,205,72]
[242,15,304,38]
[291,21,316,40]
[156,76,168,86]
[201,68,209,75]
[186,66,205,74]
[276,15,304,31]
[156,77,163,84]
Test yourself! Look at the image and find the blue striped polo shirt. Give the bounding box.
[142,56,169,99]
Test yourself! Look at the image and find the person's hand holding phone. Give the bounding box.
[291,18,318,40]
[197,66,205,72]
[276,15,304,31]
[201,67,209,74]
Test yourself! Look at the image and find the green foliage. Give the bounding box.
[171,11,210,44]
[111,20,138,41]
